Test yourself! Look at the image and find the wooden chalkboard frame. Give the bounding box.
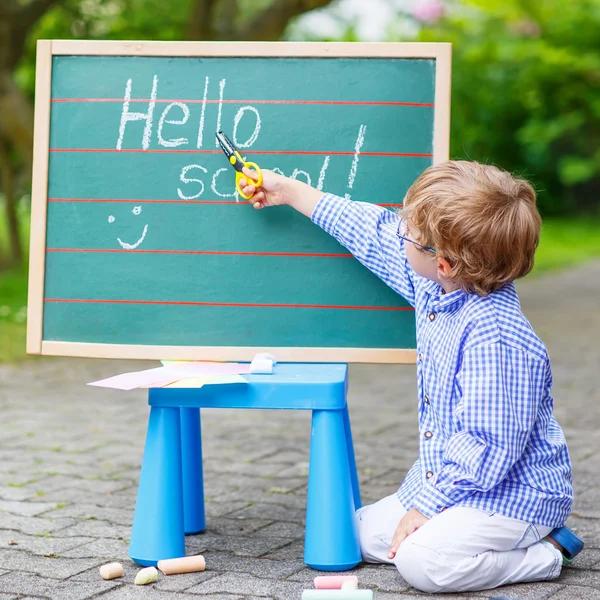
[27,40,451,363]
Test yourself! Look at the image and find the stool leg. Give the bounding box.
[343,405,362,510]
[129,406,185,566]
[305,409,361,571]
[180,407,206,534]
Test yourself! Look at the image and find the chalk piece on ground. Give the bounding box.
[158,555,206,575]
[99,562,123,580]
[314,575,359,590]
[341,580,359,590]
[302,590,373,600]
[135,566,158,585]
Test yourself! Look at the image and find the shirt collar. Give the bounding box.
[421,278,467,311]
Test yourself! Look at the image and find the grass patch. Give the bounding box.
[0,265,28,363]
[533,217,600,275]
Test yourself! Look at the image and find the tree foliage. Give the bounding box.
[413,0,600,215]
[0,0,334,268]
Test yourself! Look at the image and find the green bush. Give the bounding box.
[412,0,600,216]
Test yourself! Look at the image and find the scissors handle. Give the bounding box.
[236,162,263,200]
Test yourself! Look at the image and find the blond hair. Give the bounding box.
[401,161,541,296]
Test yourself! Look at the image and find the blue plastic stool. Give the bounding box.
[129,363,362,571]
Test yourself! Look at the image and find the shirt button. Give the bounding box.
[426,471,434,479]
[424,395,430,404]
[418,353,423,362]
[424,431,433,439]
[429,312,436,321]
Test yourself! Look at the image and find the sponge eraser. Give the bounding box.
[314,575,359,590]
[301,591,373,600]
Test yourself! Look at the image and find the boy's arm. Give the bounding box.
[411,342,547,518]
[311,194,416,305]
[240,170,417,305]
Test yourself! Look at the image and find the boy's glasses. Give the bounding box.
[397,221,436,255]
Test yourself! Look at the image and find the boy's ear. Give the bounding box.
[436,257,453,279]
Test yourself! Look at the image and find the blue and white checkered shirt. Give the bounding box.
[312,194,573,528]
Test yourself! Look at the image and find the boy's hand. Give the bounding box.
[239,168,287,210]
[388,508,429,559]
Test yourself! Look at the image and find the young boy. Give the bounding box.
[239,160,583,594]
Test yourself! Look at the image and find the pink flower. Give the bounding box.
[411,0,445,23]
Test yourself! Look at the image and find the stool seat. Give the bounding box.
[149,363,348,410]
[129,363,362,572]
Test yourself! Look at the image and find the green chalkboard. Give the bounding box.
[28,41,451,363]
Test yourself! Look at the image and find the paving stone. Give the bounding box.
[51,519,131,540]
[554,567,600,587]
[261,540,304,561]
[569,549,600,570]
[200,550,303,579]
[226,502,304,523]
[0,594,19,600]
[0,487,41,502]
[205,517,273,537]
[0,514,76,536]
[548,586,600,599]
[60,537,130,560]
[470,581,563,598]
[253,521,305,539]
[0,530,93,555]
[0,548,103,579]
[93,586,220,599]
[0,571,118,599]
[154,570,217,592]
[0,500,57,517]
[41,503,134,526]
[184,532,293,558]
[185,572,305,599]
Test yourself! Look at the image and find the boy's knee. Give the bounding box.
[394,539,446,593]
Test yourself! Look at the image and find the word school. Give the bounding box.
[115,75,367,201]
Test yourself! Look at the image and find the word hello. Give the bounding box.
[115,75,367,201]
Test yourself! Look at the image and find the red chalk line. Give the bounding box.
[51,97,434,107]
[44,297,412,311]
[47,197,403,207]
[49,148,432,157]
[47,248,354,258]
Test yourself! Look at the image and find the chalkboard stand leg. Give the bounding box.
[304,408,361,571]
[180,407,206,534]
[129,405,185,566]
[343,404,362,511]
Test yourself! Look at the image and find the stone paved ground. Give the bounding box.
[1,261,600,600]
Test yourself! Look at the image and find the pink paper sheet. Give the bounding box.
[87,367,179,391]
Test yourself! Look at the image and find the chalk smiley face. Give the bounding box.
[108,205,149,250]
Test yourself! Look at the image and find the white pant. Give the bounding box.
[356,493,563,594]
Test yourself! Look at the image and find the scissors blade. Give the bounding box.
[216,130,237,157]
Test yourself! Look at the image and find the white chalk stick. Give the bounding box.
[99,562,123,580]
[341,580,358,590]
